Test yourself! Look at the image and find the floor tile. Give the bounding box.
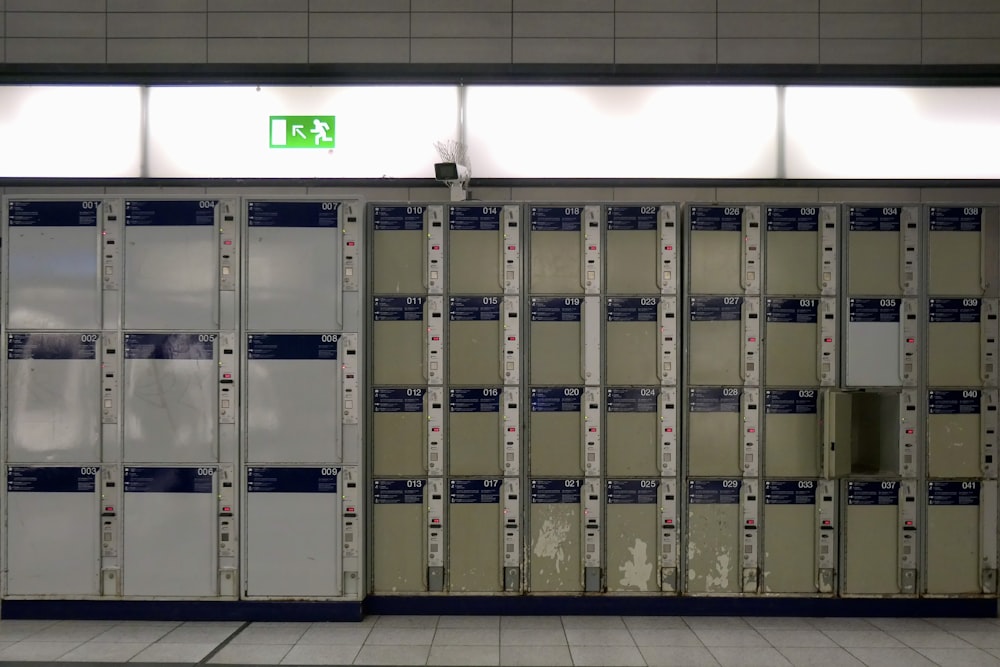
[58,642,150,662]
[0,620,58,641]
[564,627,636,646]
[926,618,998,632]
[158,624,241,644]
[428,644,500,666]
[745,617,814,630]
[0,641,82,660]
[639,645,721,666]
[231,624,309,644]
[693,629,769,647]
[845,647,938,667]
[499,645,572,666]
[915,647,1000,666]
[375,614,439,628]
[129,641,219,662]
[777,647,865,667]
[809,618,877,631]
[93,624,176,643]
[501,615,563,630]
[759,629,837,647]
[500,627,567,645]
[432,627,500,645]
[569,645,645,666]
[957,631,1000,649]
[208,643,292,664]
[823,630,904,648]
[887,629,973,648]
[866,618,938,632]
[353,644,431,665]
[629,628,703,646]
[26,622,111,643]
[561,615,627,629]
[623,616,690,630]
[437,615,500,629]
[685,617,753,630]
[279,644,361,665]
[709,647,792,667]
[365,626,436,645]
[296,625,373,645]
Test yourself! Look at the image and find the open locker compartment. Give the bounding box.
[821,390,918,479]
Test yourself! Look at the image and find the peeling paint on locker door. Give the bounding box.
[606,479,657,592]
[686,479,740,594]
[529,479,582,592]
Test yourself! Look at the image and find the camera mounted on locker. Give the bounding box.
[433,138,471,202]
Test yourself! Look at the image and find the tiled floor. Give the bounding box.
[0,616,997,665]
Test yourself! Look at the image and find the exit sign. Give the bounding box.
[270,116,336,148]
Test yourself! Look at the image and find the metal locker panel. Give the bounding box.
[927,391,982,478]
[6,333,101,463]
[449,205,505,294]
[928,299,982,386]
[765,299,819,387]
[449,297,501,385]
[926,481,980,594]
[843,481,899,595]
[765,206,831,296]
[847,206,906,296]
[245,467,341,597]
[687,388,741,477]
[123,200,218,330]
[928,206,987,296]
[372,205,426,294]
[449,389,501,476]
[122,467,218,597]
[123,334,217,464]
[5,200,103,330]
[373,296,430,386]
[686,479,741,594]
[373,388,427,477]
[449,479,503,592]
[606,298,658,385]
[762,481,817,594]
[764,390,819,478]
[529,479,582,592]
[688,206,744,294]
[6,466,100,596]
[529,206,585,294]
[688,298,743,386]
[529,388,585,477]
[606,205,660,294]
[246,335,340,464]
[245,200,345,331]
[373,479,426,593]
[530,297,583,385]
[606,388,658,477]
[606,479,658,592]
[846,299,902,387]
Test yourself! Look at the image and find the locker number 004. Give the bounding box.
[80,467,100,475]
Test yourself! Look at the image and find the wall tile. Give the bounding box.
[108,13,207,39]
[718,13,818,38]
[513,12,613,38]
[207,12,308,38]
[821,13,920,39]
[923,13,1000,39]
[109,0,206,10]
[6,0,104,10]
[718,37,817,63]
[513,0,612,11]
[820,38,920,64]
[6,37,106,62]
[922,38,1000,63]
[413,0,511,9]
[716,187,820,202]
[412,12,512,38]
[209,0,307,10]
[411,37,511,63]
[617,0,716,11]
[820,0,919,12]
[6,12,106,38]
[310,12,409,38]
[309,37,409,62]
[207,37,308,62]
[923,0,999,10]
[719,0,817,11]
[107,37,207,62]
[615,13,716,38]
[513,37,613,62]
[310,0,408,10]
[615,38,716,63]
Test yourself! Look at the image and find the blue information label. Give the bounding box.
[764,480,816,505]
[688,479,741,504]
[607,479,657,504]
[689,387,741,413]
[8,200,98,226]
[374,388,424,413]
[530,206,582,231]
[766,207,820,232]
[531,297,581,322]
[372,205,424,231]
[531,479,582,503]
[450,205,502,231]
[450,296,501,321]
[607,297,658,322]
[7,466,97,493]
[849,298,900,323]
[690,206,742,232]
[246,334,337,360]
[373,479,424,504]
[928,390,981,414]
[247,467,338,493]
[124,333,214,360]
[849,206,902,232]
[767,298,818,323]
[450,388,501,413]
[607,206,658,231]
[125,200,215,226]
[765,390,818,415]
[847,481,899,506]
[930,207,982,232]
[928,481,979,506]
[374,296,424,321]
[7,333,97,360]
[689,297,742,322]
[450,479,501,503]
[929,298,981,323]
[606,387,658,413]
[246,201,338,228]
[531,387,582,412]
[124,467,214,493]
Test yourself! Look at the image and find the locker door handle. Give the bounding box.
[422,392,431,474]
[738,302,747,381]
[981,226,988,293]
[579,299,589,384]
[421,301,430,382]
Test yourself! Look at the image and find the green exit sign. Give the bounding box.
[269,116,336,148]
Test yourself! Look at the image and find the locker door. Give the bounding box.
[686,479,741,594]
[5,199,104,330]
[821,391,853,479]
[123,200,224,330]
[764,390,819,478]
[373,388,429,477]
[6,466,100,596]
[528,206,591,294]
[765,299,820,387]
[928,206,989,296]
[927,391,983,478]
[448,479,503,592]
[928,299,982,386]
[846,206,916,296]
[245,200,351,331]
[530,297,585,385]
[246,335,341,464]
[123,334,217,463]
[6,333,101,463]
[926,482,981,594]
[449,205,510,294]
[449,297,501,385]
[373,479,427,593]
[762,481,817,594]
[689,297,745,386]
[846,298,904,387]
[449,388,502,476]
[764,206,836,296]
[374,296,441,386]
[606,479,658,592]
[529,388,585,477]
[842,480,915,595]
[687,388,742,477]
[245,467,341,597]
[529,479,582,592]
[605,205,664,294]
[123,466,218,597]
[371,205,427,295]
[688,206,749,294]
[606,298,658,385]
[606,388,658,477]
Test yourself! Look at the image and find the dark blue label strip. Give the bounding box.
[531,479,582,503]
[849,299,901,323]
[607,206,658,231]
[766,298,819,324]
[373,479,425,504]
[929,299,981,323]
[530,206,582,231]
[450,479,501,503]
[766,207,819,232]
[124,467,214,493]
[247,201,339,228]
[531,297,581,322]
[374,388,425,413]
[847,481,899,505]
[374,297,424,322]
[247,334,338,360]
[849,206,902,232]
[450,206,502,231]
[689,387,741,413]
[607,480,657,504]
[373,205,424,231]
[606,387,658,413]
[7,466,97,493]
[929,207,982,232]
[765,390,818,415]
[125,200,215,226]
[124,334,214,360]
[7,333,97,360]
[449,388,501,413]
[928,481,980,506]
[929,390,981,415]
[688,479,741,504]
[450,297,501,321]
[531,387,582,412]
[8,200,98,226]
[689,297,742,322]
[247,467,338,493]
[607,298,658,322]
[764,481,816,505]
[690,206,742,232]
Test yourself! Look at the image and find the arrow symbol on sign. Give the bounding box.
[292,125,306,139]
